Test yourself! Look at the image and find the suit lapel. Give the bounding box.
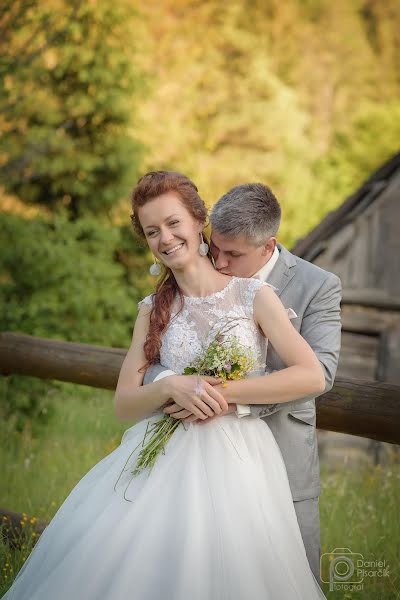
[265,244,297,298]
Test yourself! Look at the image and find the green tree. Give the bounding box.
[305,100,400,233]
[0,210,153,433]
[0,0,143,219]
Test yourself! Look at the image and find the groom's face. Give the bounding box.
[210,230,275,278]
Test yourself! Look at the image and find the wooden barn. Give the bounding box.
[293,152,400,385]
[292,152,400,463]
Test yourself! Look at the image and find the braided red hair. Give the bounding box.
[131,171,208,367]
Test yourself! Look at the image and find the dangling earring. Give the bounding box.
[149,255,162,276]
[199,232,209,256]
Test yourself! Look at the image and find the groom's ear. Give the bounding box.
[261,237,276,257]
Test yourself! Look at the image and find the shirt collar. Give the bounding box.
[253,245,280,281]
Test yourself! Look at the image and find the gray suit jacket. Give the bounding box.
[254,244,342,500]
[144,244,342,502]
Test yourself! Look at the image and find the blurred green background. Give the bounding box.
[1,1,399,597]
[2,0,400,431]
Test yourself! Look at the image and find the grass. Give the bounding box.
[1,384,399,599]
[319,463,400,598]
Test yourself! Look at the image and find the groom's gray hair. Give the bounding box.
[210,183,281,246]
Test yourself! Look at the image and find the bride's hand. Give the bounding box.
[197,403,237,423]
[163,402,195,420]
[163,401,237,423]
[162,375,228,420]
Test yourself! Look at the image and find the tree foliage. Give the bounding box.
[0,0,143,219]
[0,212,151,345]
[133,0,400,246]
[1,0,400,431]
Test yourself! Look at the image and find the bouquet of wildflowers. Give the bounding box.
[183,328,257,384]
[114,318,259,501]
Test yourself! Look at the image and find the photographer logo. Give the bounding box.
[320,548,389,592]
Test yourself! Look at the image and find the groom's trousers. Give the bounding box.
[293,497,321,584]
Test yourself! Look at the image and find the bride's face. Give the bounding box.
[138,192,203,270]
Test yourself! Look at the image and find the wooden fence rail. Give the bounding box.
[1,331,400,445]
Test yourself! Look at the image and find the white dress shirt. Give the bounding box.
[253,245,280,282]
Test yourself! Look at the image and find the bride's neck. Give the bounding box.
[171,261,231,298]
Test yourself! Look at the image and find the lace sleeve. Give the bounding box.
[137,294,154,311]
[240,279,274,317]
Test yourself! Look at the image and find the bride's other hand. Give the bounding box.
[163,402,194,420]
[196,403,237,423]
[163,375,227,420]
[163,400,237,423]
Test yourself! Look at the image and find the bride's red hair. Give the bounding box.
[131,171,208,366]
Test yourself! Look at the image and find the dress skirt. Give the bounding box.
[3,412,326,599]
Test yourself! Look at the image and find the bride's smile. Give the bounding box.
[138,191,204,269]
[163,242,184,255]
[136,186,233,299]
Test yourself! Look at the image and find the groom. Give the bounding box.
[144,182,342,582]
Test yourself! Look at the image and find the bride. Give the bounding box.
[3,171,327,599]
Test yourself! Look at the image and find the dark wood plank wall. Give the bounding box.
[337,332,379,380]
[305,171,400,386]
[313,173,400,293]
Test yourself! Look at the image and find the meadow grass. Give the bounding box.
[319,463,399,598]
[1,385,399,598]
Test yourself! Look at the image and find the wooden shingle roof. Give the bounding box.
[292,152,400,261]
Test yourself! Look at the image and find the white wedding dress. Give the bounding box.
[3,277,326,599]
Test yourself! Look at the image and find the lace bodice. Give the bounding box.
[138,277,270,375]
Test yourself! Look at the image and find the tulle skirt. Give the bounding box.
[3,412,326,599]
